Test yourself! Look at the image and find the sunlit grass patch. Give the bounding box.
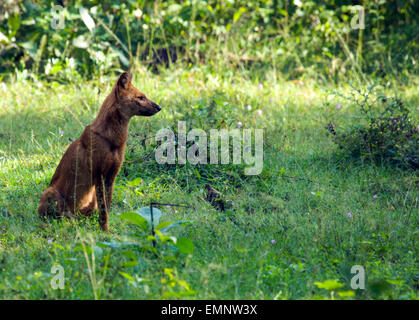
[0,68,417,299]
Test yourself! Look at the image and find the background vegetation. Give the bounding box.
[0,0,417,300]
[1,0,418,81]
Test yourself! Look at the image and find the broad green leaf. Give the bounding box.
[155,230,176,243]
[147,235,157,242]
[64,258,77,264]
[119,272,134,281]
[156,221,172,231]
[279,167,286,175]
[127,177,142,187]
[8,14,20,35]
[337,290,355,298]
[176,238,194,254]
[135,207,163,228]
[51,242,65,250]
[118,211,148,230]
[386,280,404,286]
[278,9,288,17]
[122,250,137,260]
[314,279,344,290]
[122,261,139,268]
[49,62,63,75]
[159,220,194,234]
[79,7,95,32]
[213,98,224,106]
[233,7,247,22]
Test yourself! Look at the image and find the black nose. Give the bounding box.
[153,103,161,111]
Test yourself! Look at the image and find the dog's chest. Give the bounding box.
[107,147,125,167]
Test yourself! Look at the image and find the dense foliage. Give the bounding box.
[328,87,419,169]
[1,73,418,299]
[0,0,418,81]
[0,0,417,300]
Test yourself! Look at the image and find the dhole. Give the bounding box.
[38,72,161,231]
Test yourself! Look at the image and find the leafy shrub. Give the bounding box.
[328,88,418,169]
[0,1,418,80]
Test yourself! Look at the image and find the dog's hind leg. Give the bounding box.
[79,192,98,216]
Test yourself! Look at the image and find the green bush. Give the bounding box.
[0,1,418,80]
[329,88,418,169]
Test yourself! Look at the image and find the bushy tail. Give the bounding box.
[38,187,64,218]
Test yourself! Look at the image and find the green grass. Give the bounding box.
[0,65,417,299]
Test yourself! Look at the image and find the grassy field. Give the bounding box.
[0,65,417,299]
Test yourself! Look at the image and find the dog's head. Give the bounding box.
[115,72,161,117]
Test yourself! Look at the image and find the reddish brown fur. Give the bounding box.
[38,72,161,231]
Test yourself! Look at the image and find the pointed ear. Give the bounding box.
[117,71,132,89]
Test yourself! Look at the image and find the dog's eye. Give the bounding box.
[137,96,145,101]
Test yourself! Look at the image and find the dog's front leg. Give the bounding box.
[96,175,110,232]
